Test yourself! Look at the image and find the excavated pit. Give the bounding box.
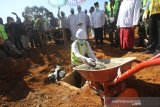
[61,71,86,90]
[61,62,119,89]
[61,58,135,90]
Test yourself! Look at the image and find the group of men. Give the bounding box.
[71,0,160,67]
[0,14,25,59]
[57,5,88,41]
[0,12,51,59]
[67,0,143,50]
[58,2,106,45]
[1,0,160,60]
[70,0,160,91]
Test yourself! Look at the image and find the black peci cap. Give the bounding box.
[94,2,99,6]
[0,17,2,24]
[105,1,108,5]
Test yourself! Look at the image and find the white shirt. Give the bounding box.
[58,15,69,28]
[68,14,78,41]
[89,13,95,38]
[85,14,90,27]
[91,9,105,28]
[68,14,77,28]
[71,40,96,61]
[117,0,142,27]
[76,12,86,31]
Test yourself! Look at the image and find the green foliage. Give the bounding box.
[22,6,51,20]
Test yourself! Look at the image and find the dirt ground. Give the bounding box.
[0,37,160,107]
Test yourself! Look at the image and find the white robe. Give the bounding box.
[85,14,90,28]
[76,12,86,31]
[58,15,69,28]
[90,14,95,38]
[90,9,105,28]
[68,14,78,41]
[117,0,142,27]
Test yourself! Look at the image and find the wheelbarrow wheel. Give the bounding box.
[117,88,139,97]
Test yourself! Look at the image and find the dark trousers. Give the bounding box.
[108,23,115,45]
[147,14,160,51]
[0,48,7,59]
[103,20,108,38]
[13,35,24,50]
[108,23,120,47]
[53,29,64,44]
[138,22,146,47]
[65,28,71,41]
[27,30,35,48]
[94,27,103,45]
[2,40,22,56]
[33,30,42,47]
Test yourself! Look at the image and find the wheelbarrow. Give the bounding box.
[73,54,160,106]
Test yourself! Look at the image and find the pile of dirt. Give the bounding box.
[0,58,31,100]
[0,39,160,106]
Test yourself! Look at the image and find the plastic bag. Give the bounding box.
[48,65,66,82]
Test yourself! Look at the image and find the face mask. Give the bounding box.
[71,11,74,14]
[79,40,86,45]
[95,7,99,11]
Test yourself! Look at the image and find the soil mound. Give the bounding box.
[0,59,30,100]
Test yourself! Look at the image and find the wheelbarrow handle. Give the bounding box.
[150,53,160,60]
[108,56,160,85]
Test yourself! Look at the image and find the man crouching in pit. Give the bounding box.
[71,29,98,87]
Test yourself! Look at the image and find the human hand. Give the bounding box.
[117,26,120,29]
[78,23,83,26]
[142,13,147,22]
[85,58,96,66]
[12,12,17,15]
[90,26,94,29]
[0,38,4,45]
[95,58,101,63]
[132,25,137,30]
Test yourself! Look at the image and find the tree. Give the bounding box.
[22,6,51,20]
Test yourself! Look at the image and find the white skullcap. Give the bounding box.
[76,29,87,40]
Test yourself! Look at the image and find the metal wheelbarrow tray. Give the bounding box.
[73,57,136,82]
[73,54,160,106]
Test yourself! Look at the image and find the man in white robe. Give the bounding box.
[57,8,70,40]
[85,9,90,39]
[89,6,95,38]
[76,6,86,32]
[91,2,105,45]
[117,0,142,50]
[68,8,78,41]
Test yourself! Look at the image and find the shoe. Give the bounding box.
[144,50,155,54]
[100,43,104,46]
[153,49,160,56]
[95,44,101,47]
[122,49,133,53]
[114,44,119,47]
[15,54,23,58]
[110,44,115,47]
[138,43,145,47]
